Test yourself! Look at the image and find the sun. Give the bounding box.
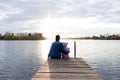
[40,17,63,38]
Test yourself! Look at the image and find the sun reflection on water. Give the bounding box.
[38,40,53,61]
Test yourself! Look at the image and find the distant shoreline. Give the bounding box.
[0,38,120,40]
[1,32,120,40]
[0,32,46,40]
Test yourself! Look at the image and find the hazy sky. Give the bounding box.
[0,0,120,37]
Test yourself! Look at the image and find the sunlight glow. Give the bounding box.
[40,16,120,38]
[40,16,99,38]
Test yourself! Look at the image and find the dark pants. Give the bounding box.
[51,56,61,59]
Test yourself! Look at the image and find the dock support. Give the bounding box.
[74,41,76,58]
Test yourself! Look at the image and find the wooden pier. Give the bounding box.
[32,58,102,80]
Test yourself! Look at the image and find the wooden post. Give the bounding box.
[74,41,76,58]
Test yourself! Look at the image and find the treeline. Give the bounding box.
[66,33,120,40]
[0,32,46,40]
[92,34,120,40]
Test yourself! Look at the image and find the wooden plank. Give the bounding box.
[31,58,102,80]
[33,73,101,78]
[32,78,102,80]
[38,68,96,73]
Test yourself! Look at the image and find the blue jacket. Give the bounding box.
[48,41,70,59]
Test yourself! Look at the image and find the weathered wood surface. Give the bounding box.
[32,58,102,80]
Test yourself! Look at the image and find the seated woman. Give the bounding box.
[48,35,70,59]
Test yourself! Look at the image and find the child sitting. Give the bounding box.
[62,42,70,59]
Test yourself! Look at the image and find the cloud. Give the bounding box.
[0,0,120,36]
[0,0,120,22]
[53,0,119,24]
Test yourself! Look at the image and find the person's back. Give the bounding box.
[48,35,70,59]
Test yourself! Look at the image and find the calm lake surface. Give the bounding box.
[0,40,120,80]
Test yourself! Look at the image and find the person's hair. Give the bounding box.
[56,35,60,41]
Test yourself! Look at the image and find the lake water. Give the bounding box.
[0,40,120,80]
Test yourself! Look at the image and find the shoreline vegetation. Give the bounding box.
[63,33,120,40]
[0,32,120,40]
[0,32,46,40]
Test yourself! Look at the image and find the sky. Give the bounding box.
[0,0,120,38]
